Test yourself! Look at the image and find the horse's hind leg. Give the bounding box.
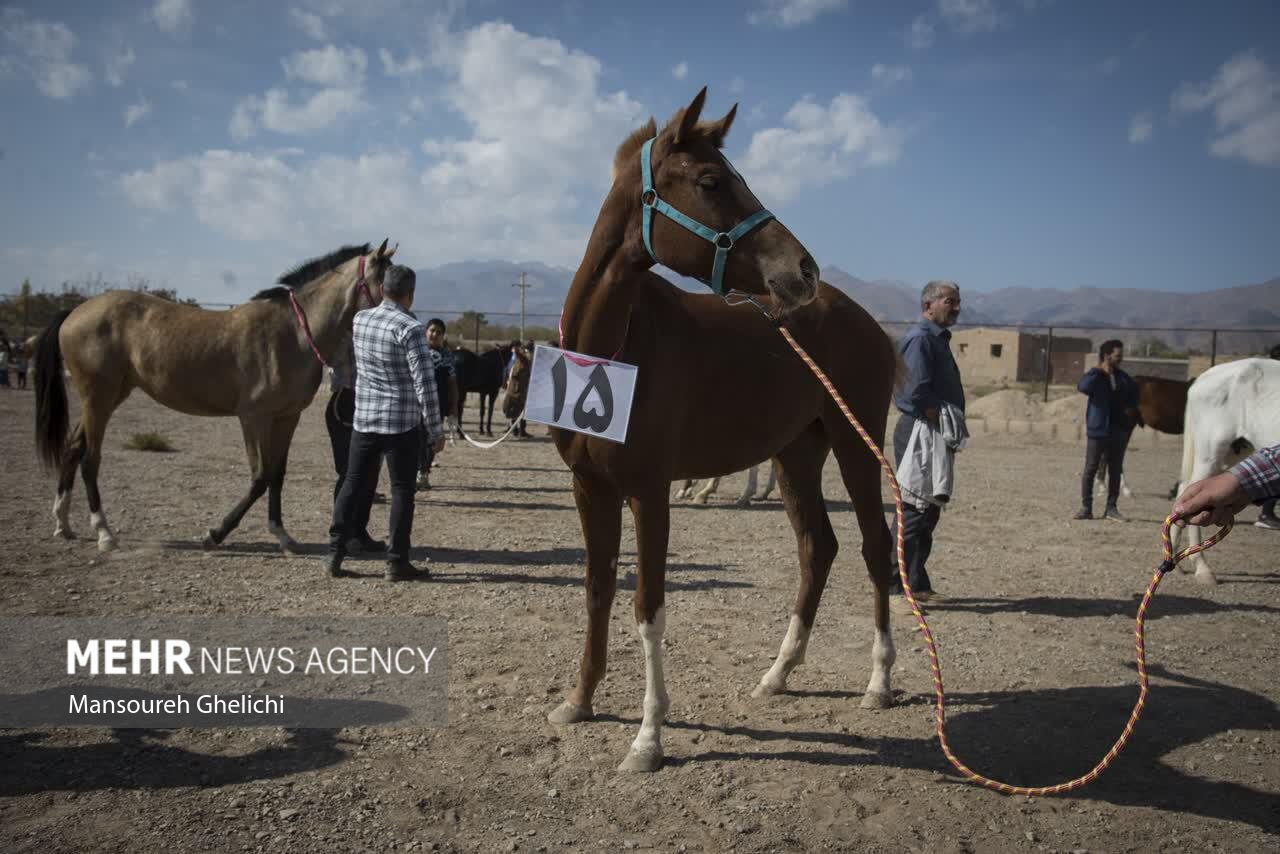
[548,474,622,726]
[735,465,759,506]
[264,413,303,554]
[619,488,671,772]
[691,477,720,505]
[831,426,896,709]
[206,416,269,547]
[53,425,86,539]
[755,425,836,697]
[78,385,131,551]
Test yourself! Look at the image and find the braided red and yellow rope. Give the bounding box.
[777,326,1234,796]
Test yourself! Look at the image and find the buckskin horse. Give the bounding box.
[33,240,397,552]
[548,88,899,772]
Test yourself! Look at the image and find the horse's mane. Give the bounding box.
[609,106,731,182]
[252,243,371,301]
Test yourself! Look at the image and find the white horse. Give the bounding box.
[1175,358,1280,584]
[675,462,777,506]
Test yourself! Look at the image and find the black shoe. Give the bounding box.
[1073,507,1093,520]
[1104,507,1127,522]
[347,535,386,553]
[385,560,429,582]
[322,551,347,578]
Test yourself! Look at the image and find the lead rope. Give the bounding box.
[773,323,1234,796]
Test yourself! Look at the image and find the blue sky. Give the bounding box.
[1,0,1277,305]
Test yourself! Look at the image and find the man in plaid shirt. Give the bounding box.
[1173,444,1280,528]
[326,264,446,581]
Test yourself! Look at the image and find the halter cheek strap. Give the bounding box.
[639,137,775,296]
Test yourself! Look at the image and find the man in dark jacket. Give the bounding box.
[1075,339,1139,521]
[887,280,965,614]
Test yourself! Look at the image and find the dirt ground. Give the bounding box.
[1,387,1277,853]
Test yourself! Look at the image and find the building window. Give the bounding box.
[990,344,1003,358]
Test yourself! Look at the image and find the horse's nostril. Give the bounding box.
[799,256,819,285]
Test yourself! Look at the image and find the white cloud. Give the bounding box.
[0,9,92,98]
[127,21,650,268]
[907,15,936,50]
[672,61,688,81]
[871,63,912,85]
[120,151,301,242]
[1172,50,1280,167]
[735,93,904,204]
[747,0,847,29]
[149,0,193,35]
[124,98,152,128]
[282,44,367,87]
[289,8,328,41]
[230,86,366,140]
[379,48,426,77]
[939,0,1006,33]
[1128,111,1152,144]
[105,44,135,87]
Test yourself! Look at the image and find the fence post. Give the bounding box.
[1043,326,1054,403]
[1209,329,1218,367]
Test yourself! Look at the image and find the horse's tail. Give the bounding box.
[34,310,72,471]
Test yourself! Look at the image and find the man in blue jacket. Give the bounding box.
[888,280,965,614]
[1076,339,1139,521]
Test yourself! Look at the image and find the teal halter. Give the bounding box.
[639,137,775,295]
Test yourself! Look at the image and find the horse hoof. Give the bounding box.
[691,495,710,506]
[1194,571,1218,586]
[547,701,593,725]
[54,528,76,541]
[859,691,893,710]
[203,529,224,549]
[751,678,786,698]
[618,746,664,773]
[281,538,302,556]
[734,498,752,508]
[97,537,118,553]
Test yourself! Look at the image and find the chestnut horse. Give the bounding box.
[548,88,898,772]
[33,240,397,552]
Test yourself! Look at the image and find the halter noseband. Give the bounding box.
[639,136,775,296]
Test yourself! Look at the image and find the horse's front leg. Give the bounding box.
[548,475,622,725]
[264,413,303,554]
[619,489,671,772]
[206,417,269,547]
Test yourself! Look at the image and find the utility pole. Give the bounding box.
[511,271,531,342]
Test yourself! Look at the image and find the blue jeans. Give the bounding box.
[329,428,419,564]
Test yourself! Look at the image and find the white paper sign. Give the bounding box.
[525,345,638,444]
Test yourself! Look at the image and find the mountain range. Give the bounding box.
[413,259,1280,347]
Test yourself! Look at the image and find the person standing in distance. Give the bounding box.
[888,280,965,614]
[1075,340,1139,521]
[325,265,446,581]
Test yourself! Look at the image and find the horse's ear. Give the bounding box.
[374,238,389,258]
[672,87,708,145]
[707,103,737,148]
[387,241,398,260]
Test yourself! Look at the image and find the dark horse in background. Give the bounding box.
[547,89,899,773]
[452,345,512,436]
[33,240,397,552]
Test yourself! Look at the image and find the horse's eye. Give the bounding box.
[698,176,719,191]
